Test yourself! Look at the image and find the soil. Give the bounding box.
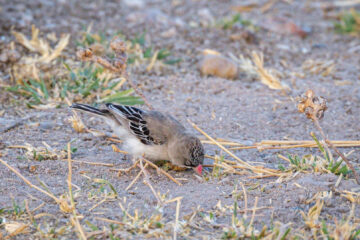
[0,0,360,239]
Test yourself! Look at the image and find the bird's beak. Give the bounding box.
[193,165,203,175]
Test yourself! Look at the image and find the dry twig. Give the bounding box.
[67,143,87,240]
[125,162,148,191]
[0,158,60,203]
[139,158,162,204]
[142,158,182,186]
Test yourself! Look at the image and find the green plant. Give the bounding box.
[334,9,360,34]
[6,79,53,107]
[219,14,254,30]
[282,133,351,176]
[127,33,181,65]
[75,25,107,47]
[5,200,26,217]
[311,133,350,176]
[7,61,144,107]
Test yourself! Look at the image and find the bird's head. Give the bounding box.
[183,136,204,175]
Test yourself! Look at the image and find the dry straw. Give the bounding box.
[188,119,286,178]
[0,142,88,239]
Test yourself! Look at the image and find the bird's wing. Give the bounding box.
[106,103,167,145]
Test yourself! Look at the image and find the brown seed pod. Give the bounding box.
[298,89,327,120]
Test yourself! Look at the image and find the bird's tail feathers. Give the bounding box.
[70,103,110,116]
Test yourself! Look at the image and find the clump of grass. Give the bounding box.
[6,79,55,108]
[4,200,26,218]
[126,32,181,67]
[89,196,185,239]
[6,26,147,108]
[76,27,181,69]
[75,25,107,48]
[88,178,118,199]
[280,133,352,177]
[334,9,360,35]
[302,199,360,239]
[194,194,292,239]
[7,63,144,107]
[11,25,70,84]
[203,155,229,180]
[218,13,256,30]
[63,63,144,105]
[7,26,180,108]
[9,142,77,162]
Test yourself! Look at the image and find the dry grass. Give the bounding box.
[201,138,360,151]
[1,143,360,239]
[8,142,67,161]
[229,51,289,90]
[250,51,288,90]
[1,99,360,238]
[302,59,336,77]
[11,25,70,83]
[189,119,288,179]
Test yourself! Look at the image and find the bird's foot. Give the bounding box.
[167,162,188,171]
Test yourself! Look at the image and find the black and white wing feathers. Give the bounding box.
[105,103,159,145]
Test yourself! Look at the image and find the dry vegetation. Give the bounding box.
[1,0,360,239]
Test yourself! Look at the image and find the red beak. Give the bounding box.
[194,165,203,175]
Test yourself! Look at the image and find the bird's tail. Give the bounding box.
[70,103,110,116]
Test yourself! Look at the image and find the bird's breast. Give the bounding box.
[143,144,170,161]
[124,138,170,161]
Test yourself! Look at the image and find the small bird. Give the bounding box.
[70,103,204,174]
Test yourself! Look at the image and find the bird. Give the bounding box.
[69,103,204,174]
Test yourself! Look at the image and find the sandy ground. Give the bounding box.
[1,0,360,239]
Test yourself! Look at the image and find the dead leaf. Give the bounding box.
[76,39,127,75]
[5,222,29,236]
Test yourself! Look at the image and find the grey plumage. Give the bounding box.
[70,103,204,171]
